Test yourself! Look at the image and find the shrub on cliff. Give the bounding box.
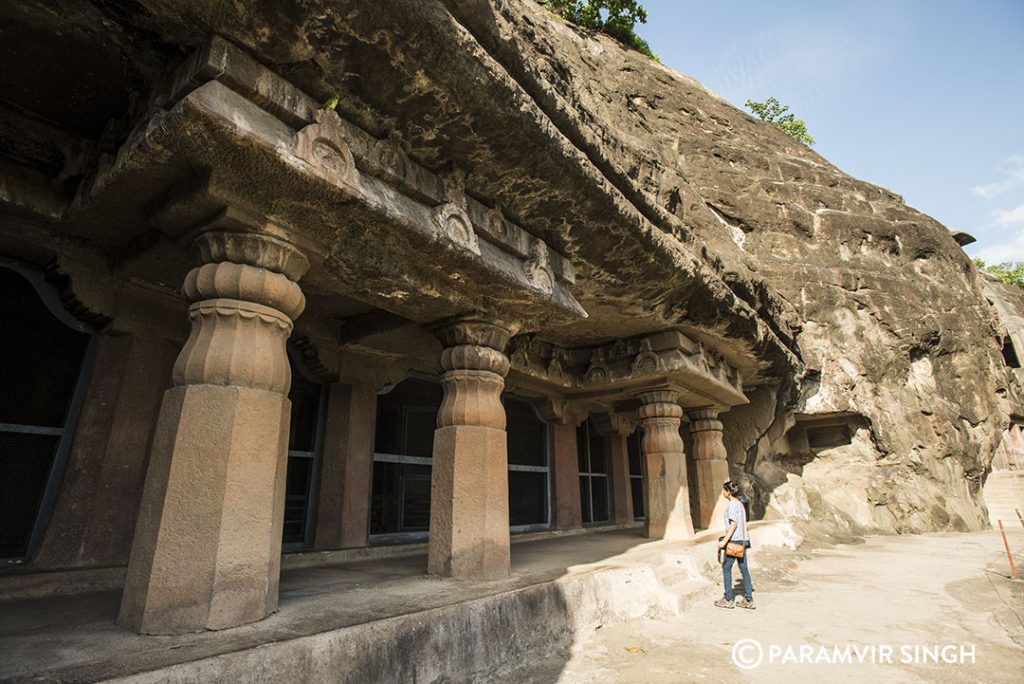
[746,97,816,146]
[539,0,657,58]
[975,259,1024,291]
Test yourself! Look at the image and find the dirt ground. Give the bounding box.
[500,528,1024,683]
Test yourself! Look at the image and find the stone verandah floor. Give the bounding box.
[500,528,1024,683]
[0,526,662,682]
[3,525,1018,682]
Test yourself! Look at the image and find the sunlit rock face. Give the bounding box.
[4,0,1021,534]
[437,0,1023,533]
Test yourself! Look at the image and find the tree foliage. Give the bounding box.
[539,1,656,59]
[745,97,815,146]
[974,259,1024,291]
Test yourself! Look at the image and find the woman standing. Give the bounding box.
[715,480,755,609]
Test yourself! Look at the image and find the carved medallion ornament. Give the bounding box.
[432,203,480,255]
[546,351,570,385]
[292,109,357,189]
[585,347,610,384]
[632,338,664,375]
[523,239,555,294]
[373,139,408,184]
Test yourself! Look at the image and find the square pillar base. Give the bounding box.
[118,384,289,634]
[428,425,510,580]
[695,459,731,529]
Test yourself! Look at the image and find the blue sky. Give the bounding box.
[634,0,1024,264]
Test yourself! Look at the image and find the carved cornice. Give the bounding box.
[141,36,579,310]
[507,329,746,407]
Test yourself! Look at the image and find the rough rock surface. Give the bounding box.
[4,0,1023,534]
[439,0,1024,533]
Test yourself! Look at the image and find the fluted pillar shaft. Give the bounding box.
[428,319,512,579]
[119,231,307,634]
[638,390,694,540]
[688,408,731,530]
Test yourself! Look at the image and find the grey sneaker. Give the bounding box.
[736,597,756,610]
[714,598,735,609]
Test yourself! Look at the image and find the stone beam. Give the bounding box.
[118,230,308,634]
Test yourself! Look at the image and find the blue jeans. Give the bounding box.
[722,540,753,602]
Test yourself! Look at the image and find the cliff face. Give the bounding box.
[3,0,1019,534]
[442,0,1022,532]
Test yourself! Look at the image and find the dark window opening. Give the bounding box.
[806,424,852,450]
[506,397,550,529]
[1,266,91,562]
[1003,337,1021,369]
[627,430,646,520]
[371,378,443,536]
[282,352,326,548]
[577,418,610,524]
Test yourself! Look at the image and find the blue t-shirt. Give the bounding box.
[724,499,748,541]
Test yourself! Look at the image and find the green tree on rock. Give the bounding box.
[539,0,657,59]
[974,259,1024,292]
[745,97,815,146]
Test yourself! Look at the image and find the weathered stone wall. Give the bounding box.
[446,0,1024,532]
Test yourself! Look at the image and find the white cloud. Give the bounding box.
[994,203,1024,227]
[973,227,1024,264]
[971,155,1024,199]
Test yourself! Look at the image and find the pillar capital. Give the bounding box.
[637,388,680,407]
[537,397,588,427]
[687,407,725,435]
[192,230,310,280]
[432,317,514,351]
[592,412,637,437]
[170,231,307,394]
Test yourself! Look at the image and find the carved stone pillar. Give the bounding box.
[637,390,694,540]
[428,319,512,580]
[315,379,377,550]
[118,231,307,634]
[539,399,585,530]
[595,414,635,525]
[688,407,731,530]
